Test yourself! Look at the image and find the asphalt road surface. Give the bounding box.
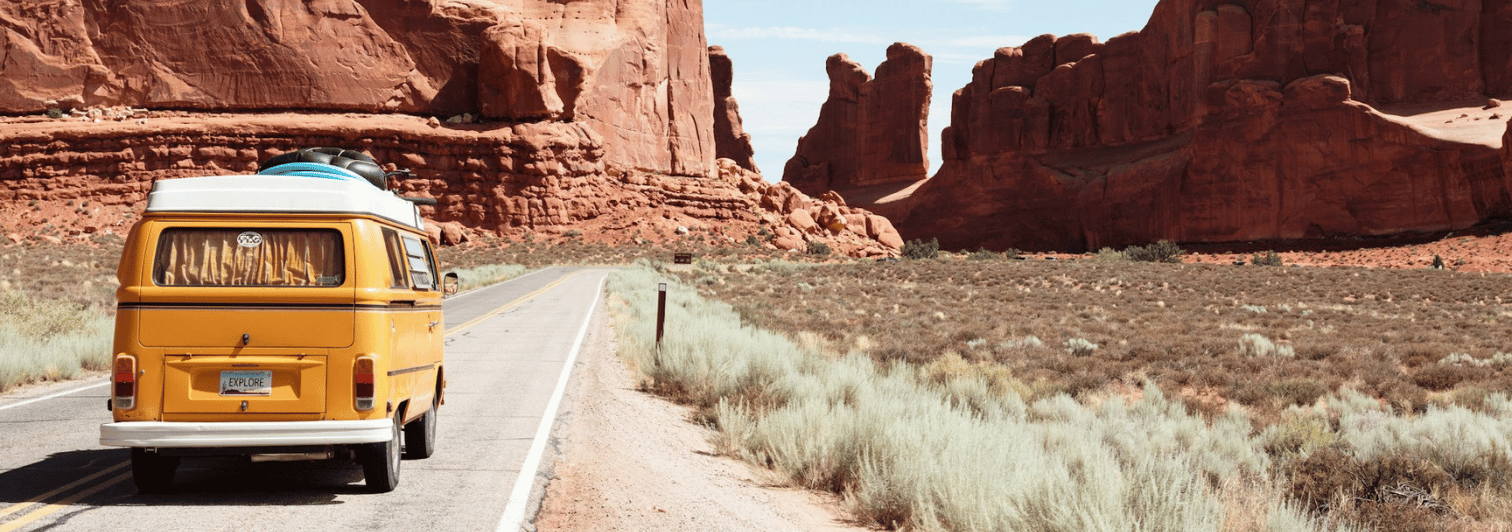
[0,266,612,532]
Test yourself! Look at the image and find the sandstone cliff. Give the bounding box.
[783,43,931,197]
[901,0,1512,251]
[0,0,905,256]
[0,114,900,257]
[0,0,714,176]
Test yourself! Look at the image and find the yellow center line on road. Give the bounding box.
[0,461,129,520]
[445,271,580,337]
[0,471,133,532]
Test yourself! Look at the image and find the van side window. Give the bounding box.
[423,240,440,291]
[381,229,410,290]
[400,235,436,291]
[154,228,344,287]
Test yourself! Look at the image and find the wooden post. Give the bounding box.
[655,283,667,354]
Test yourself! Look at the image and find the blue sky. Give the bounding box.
[704,0,1161,179]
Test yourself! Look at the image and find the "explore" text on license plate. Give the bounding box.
[219,370,272,396]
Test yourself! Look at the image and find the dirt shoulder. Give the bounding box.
[533,301,866,532]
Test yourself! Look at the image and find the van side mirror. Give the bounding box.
[442,272,460,296]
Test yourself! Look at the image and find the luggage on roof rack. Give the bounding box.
[258,147,388,189]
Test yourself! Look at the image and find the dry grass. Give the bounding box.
[665,257,1512,531]
[0,238,122,391]
[608,263,1398,531]
[682,258,1511,419]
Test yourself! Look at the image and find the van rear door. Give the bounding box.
[132,224,354,416]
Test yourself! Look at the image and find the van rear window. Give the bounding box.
[153,228,345,287]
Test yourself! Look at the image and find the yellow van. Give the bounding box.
[100,148,452,493]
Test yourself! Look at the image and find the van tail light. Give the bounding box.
[354,356,376,411]
[113,355,137,410]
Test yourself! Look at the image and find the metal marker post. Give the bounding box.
[655,283,667,365]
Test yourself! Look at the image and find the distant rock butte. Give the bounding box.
[783,42,932,197]
[709,46,759,173]
[0,0,714,177]
[883,0,1512,251]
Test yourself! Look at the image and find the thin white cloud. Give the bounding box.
[708,23,892,45]
[950,0,1013,12]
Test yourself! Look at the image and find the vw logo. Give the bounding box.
[237,231,264,248]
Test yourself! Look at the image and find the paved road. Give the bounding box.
[0,266,612,532]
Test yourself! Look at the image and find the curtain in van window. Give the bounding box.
[154,229,345,287]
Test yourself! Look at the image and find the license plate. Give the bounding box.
[220,370,272,396]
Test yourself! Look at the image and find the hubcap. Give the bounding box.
[388,417,401,471]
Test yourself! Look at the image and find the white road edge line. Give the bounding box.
[0,381,109,412]
[496,273,606,532]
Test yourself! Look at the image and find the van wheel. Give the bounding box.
[404,395,438,459]
[359,411,402,493]
[131,448,179,494]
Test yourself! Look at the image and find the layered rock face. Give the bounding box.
[0,0,714,176]
[0,115,901,256]
[783,43,931,197]
[709,46,759,173]
[904,0,1512,251]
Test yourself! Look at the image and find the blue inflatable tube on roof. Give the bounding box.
[257,162,366,182]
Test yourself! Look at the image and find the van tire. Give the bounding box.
[360,411,402,493]
[404,394,438,459]
[131,448,179,494]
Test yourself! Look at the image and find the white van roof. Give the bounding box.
[145,175,427,231]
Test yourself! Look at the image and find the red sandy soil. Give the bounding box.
[1023,221,1512,273]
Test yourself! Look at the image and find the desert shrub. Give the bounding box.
[1332,395,1512,489]
[1231,377,1327,409]
[1240,333,1295,358]
[901,238,939,260]
[1063,337,1099,357]
[1296,344,1339,361]
[1264,412,1339,457]
[1271,378,1332,408]
[562,229,582,238]
[1002,248,1023,260]
[1123,240,1184,263]
[46,107,64,119]
[1439,352,1512,368]
[1252,251,1284,266]
[806,240,831,256]
[745,234,760,245]
[1286,446,1453,525]
[1411,363,1476,391]
[1447,385,1494,412]
[966,248,999,261]
[997,336,1044,350]
[1377,380,1430,414]
[1094,247,1128,262]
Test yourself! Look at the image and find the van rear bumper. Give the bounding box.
[100,419,393,448]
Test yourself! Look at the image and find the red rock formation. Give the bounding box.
[0,0,714,177]
[902,0,1512,251]
[783,43,931,197]
[0,114,901,257]
[709,46,759,173]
